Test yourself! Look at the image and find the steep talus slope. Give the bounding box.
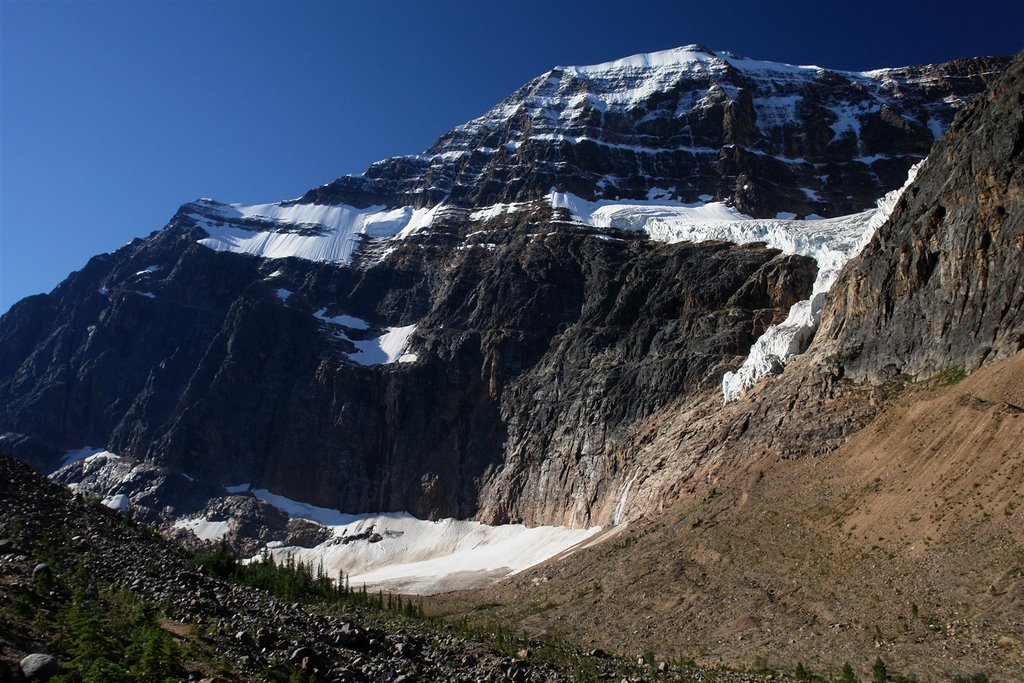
[444,352,1024,682]
[819,51,1024,381]
[2,452,795,682]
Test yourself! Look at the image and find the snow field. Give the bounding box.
[313,309,418,366]
[61,446,117,467]
[246,489,602,594]
[192,199,441,265]
[172,517,230,542]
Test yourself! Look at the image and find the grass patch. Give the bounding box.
[927,365,967,388]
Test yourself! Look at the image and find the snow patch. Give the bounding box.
[349,324,417,366]
[224,483,251,494]
[275,288,293,302]
[645,187,673,200]
[192,199,441,265]
[469,201,533,221]
[248,489,602,594]
[800,187,822,202]
[173,517,230,541]
[102,494,129,511]
[61,446,109,467]
[314,309,370,330]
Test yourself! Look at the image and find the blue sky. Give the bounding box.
[2,0,1021,313]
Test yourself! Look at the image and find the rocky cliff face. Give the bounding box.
[819,50,1024,382]
[602,48,1024,528]
[0,47,1009,529]
[305,46,1005,219]
[0,202,814,525]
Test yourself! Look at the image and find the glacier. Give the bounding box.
[189,198,441,265]
[549,162,921,401]
[189,166,917,398]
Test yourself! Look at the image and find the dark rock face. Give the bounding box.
[304,47,1006,218]
[819,51,1024,382]
[49,453,223,522]
[475,241,815,525]
[0,202,814,526]
[0,46,1012,528]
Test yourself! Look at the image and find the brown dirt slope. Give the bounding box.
[434,351,1024,682]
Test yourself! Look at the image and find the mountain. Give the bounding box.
[2,40,1022,680]
[305,45,1005,219]
[0,45,1013,592]
[437,49,1024,682]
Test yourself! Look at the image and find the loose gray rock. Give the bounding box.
[19,653,58,681]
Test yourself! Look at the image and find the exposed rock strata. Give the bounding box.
[0,48,1012,530]
[818,51,1024,381]
[306,48,1006,219]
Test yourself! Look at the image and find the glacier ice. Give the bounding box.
[190,199,441,265]
[552,160,922,402]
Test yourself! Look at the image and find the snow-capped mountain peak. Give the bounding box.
[299,47,1003,221]
[566,43,721,73]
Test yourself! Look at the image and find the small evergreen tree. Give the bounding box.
[873,657,888,683]
[840,662,858,683]
[81,657,129,683]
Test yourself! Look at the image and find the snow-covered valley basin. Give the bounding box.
[200,487,604,595]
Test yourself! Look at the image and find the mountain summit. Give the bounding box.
[303,45,1005,218]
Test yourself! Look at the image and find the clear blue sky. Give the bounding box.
[2,0,1021,313]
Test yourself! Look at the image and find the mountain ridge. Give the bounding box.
[301,48,1007,218]
[0,46,1016,573]
[0,43,1022,680]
